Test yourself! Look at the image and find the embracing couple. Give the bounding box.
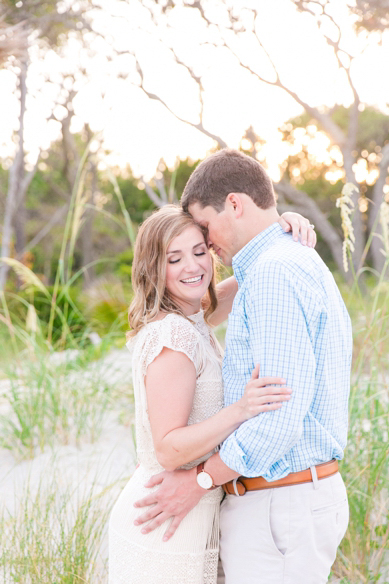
[109,149,352,584]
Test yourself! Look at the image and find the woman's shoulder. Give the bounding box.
[128,312,200,353]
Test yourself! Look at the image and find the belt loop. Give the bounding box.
[310,465,319,490]
[232,478,241,497]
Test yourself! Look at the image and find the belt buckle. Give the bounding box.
[232,478,247,496]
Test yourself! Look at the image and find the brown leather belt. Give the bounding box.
[222,460,339,496]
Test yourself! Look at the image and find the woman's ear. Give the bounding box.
[226,192,244,219]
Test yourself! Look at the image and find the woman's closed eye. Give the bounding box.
[169,251,206,264]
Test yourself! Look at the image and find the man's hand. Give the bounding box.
[133,467,205,541]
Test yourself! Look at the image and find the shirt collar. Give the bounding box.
[232,223,285,286]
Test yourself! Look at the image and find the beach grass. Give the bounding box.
[0,474,113,583]
[0,347,129,458]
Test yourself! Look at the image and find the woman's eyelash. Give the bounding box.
[169,251,206,264]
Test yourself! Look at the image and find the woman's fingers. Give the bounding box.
[250,393,292,405]
[307,226,317,248]
[249,384,292,395]
[251,363,260,380]
[299,221,309,246]
[255,402,284,413]
[279,216,291,232]
[291,220,300,242]
[251,376,286,386]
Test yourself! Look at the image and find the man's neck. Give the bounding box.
[238,206,280,249]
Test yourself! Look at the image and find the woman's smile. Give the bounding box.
[166,225,212,314]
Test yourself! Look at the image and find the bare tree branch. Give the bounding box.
[135,57,227,148]
[155,178,168,203]
[141,178,167,208]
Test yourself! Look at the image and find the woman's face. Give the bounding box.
[165,225,213,315]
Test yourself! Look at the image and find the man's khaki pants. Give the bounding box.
[218,471,349,584]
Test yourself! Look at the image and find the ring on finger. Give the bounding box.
[309,223,315,229]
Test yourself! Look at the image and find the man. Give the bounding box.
[134,149,352,583]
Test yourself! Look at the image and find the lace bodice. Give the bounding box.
[128,311,224,473]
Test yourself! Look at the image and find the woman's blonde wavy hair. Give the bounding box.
[128,205,218,337]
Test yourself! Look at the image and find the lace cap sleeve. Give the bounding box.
[138,314,205,377]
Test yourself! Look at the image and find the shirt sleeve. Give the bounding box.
[219,260,320,480]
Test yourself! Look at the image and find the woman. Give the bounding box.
[109,206,315,584]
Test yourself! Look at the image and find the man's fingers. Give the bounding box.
[163,515,184,542]
[134,493,159,509]
[144,471,166,488]
[140,511,171,535]
[134,504,161,525]
[251,363,260,380]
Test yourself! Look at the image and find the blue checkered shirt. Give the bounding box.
[219,223,352,481]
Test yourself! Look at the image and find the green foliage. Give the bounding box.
[113,249,134,280]
[0,476,111,583]
[6,286,87,345]
[0,353,117,457]
[81,277,131,337]
[332,105,389,152]
[109,174,154,224]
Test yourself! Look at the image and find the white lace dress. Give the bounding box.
[109,311,224,584]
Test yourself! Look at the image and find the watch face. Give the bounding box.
[197,471,213,490]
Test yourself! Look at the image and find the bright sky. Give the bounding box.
[0,0,388,181]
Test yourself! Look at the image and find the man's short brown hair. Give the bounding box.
[181,149,276,213]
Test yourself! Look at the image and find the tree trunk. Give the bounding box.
[81,161,96,286]
[275,181,347,276]
[0,58,28,290]
[369,143,389,274]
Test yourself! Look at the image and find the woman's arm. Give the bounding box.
[206,276,238,327]
[207,213,317,327]
[146,350,291,472]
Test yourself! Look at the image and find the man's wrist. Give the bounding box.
[204,452,241,485]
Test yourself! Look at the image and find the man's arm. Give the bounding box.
[133,452,239,541]
[220,259,318,479]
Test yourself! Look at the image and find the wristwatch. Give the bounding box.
[196,462,215,490]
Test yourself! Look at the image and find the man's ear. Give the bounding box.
[226,193,244,218]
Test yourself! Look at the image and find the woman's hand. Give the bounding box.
[279,212,316,248]
[238,364,292,421]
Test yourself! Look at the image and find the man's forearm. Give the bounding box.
[203,452,241,485]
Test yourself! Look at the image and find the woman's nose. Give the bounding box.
[183,255,200,272]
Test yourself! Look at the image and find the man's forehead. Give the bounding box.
[188,203,214,222]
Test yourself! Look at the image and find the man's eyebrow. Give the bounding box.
[167,241,206,254]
